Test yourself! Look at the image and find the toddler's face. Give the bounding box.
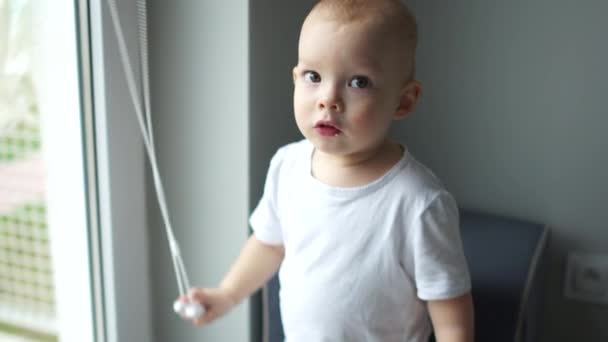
[293,15,412,157]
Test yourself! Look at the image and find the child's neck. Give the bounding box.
[311,139,404,188]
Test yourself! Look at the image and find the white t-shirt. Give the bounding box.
[250,140,471,342]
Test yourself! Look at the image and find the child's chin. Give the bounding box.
[310,139,350,155]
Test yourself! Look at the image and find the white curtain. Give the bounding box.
[0,0,36,137]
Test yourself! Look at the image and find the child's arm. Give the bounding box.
[427,292,474,342]
[180,235,284,326]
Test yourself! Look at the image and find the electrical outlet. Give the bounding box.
[564,252,608,304]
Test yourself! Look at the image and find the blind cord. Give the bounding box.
[105,0,192,298]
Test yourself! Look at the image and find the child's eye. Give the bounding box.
[303,71,321,83]
[349,76,371,89]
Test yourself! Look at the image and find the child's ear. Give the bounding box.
[394,80,422,120]
[292,67,298,84]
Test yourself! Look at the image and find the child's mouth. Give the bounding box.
[314,122,341,136]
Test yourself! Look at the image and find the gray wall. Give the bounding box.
[249,1,314,340]
[249,0,314,199]
[145,0,311,340]
[148,1,250,341]
[91,0,152,340]
[399,1,608,341]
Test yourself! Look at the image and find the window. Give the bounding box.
[0,1,56,340]
[1,1,94,341]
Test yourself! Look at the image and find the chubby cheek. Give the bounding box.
[349,109,385,134]
[293,90,303,115]
[348,105,394,146]
[350,110,375,127]
[293,90,312,133]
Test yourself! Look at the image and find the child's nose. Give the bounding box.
[317,84,343,113]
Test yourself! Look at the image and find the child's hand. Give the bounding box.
[176,287,237,326]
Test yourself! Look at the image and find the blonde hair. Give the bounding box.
[307,0,418,80]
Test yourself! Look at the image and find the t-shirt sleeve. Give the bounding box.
[404,191,471,301]
[249,149,284,245]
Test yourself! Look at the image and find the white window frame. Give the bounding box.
[37,1,95,342]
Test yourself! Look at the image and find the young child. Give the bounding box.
[179,1,474,341]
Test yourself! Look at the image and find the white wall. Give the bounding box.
[148,1,250,341]
[399,1,608,341]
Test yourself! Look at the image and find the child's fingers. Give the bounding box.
[186,288,212,324]
[188,288,209,304]
[193,309,218,326]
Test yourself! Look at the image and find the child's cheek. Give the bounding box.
[350,110,378,129]
[293,89,306,112]
[293,85,314,108]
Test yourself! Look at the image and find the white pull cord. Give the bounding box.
[106,0,203,319]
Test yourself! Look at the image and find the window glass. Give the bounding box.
[1,1,58,341]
